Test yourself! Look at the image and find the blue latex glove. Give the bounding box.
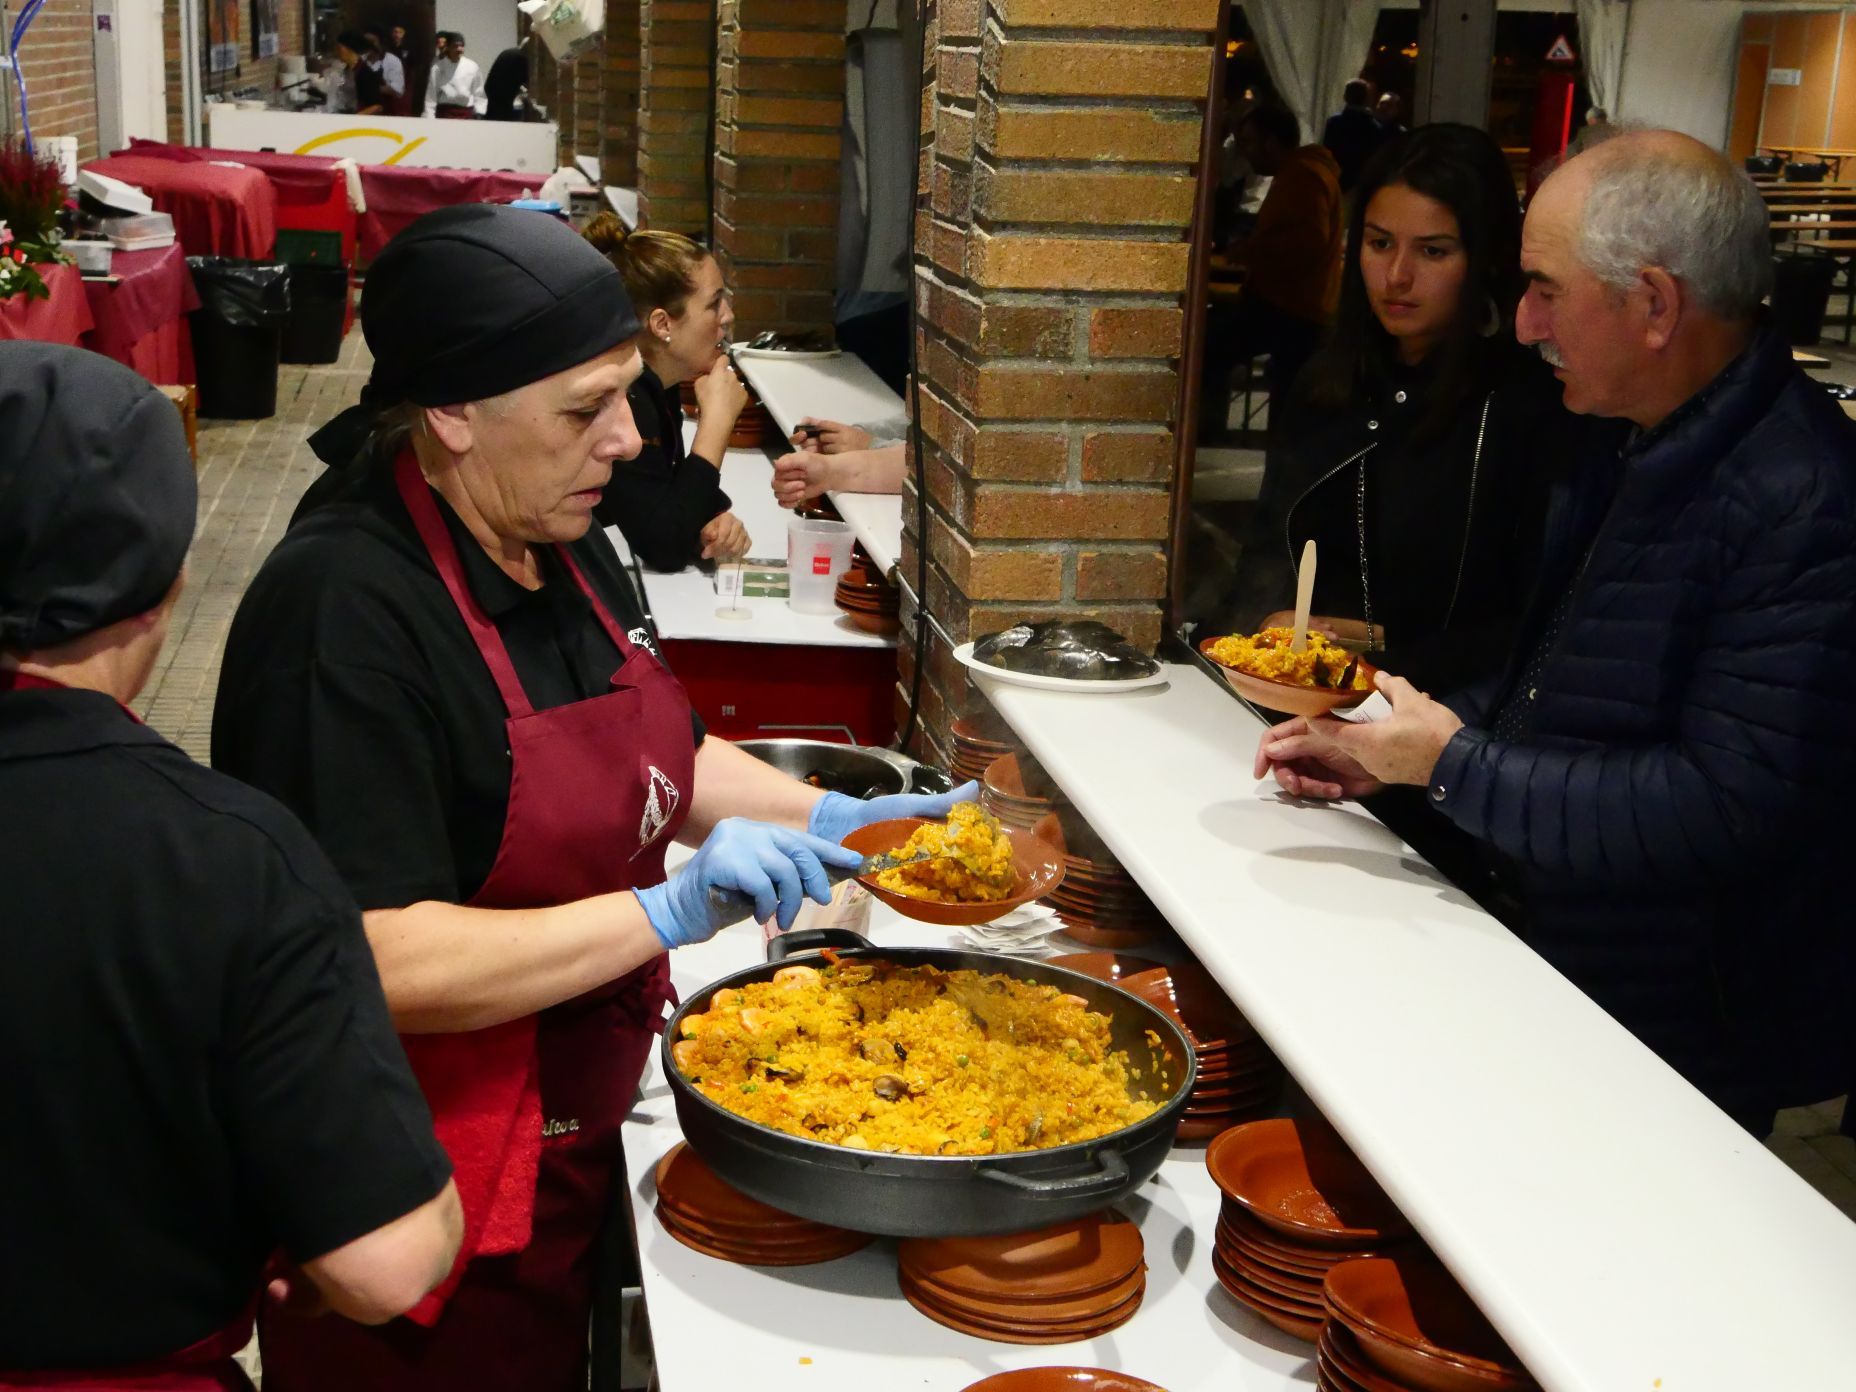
[806,780,982,845]
[636,818,866,948]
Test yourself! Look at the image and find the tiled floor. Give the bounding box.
[148,322,1856,1344]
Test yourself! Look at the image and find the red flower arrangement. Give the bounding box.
[0,140,68,302]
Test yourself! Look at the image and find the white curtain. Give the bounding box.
[1613,0,1742,149]
[1575,0,1631,116]
[1244,0,1383,149]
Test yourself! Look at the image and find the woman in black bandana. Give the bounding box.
[212,206,971,1391]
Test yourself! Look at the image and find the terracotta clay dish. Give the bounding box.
[1120,964,1261,1050]
[840,816,1064,926]
[1204,1119,1412,1246]
[1047,951,1164,983]
[900,1272,1145,1342]
[1199,635,1379,719]
[1210,1248,1325,1342]
[1058,919,1176,951]
[654,1142,871,1264]
[1322,1256,1538,1392]
[1320,1322,1409,1392]
[898,1211,1144,1300]
[959,1369,1170,1392]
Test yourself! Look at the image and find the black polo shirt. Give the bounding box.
[211,459,704,910]
[592,361,732,572]
[0,688,451,1369]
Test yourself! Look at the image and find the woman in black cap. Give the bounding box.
[212,205,972,1390]
[0,344,462,1389]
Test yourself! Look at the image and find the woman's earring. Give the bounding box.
[1480,295,1503,338]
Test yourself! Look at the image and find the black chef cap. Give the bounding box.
[309,204,641,466]
[0,344,197,652]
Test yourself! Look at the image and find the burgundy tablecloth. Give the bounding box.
[0,263,95,346]
[82,154,279,259]
[122,139,540,261]
[80,243,199,385]
[82,243,199,360]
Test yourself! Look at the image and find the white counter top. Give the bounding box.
[732,351,907,576]
[605,427,892,650]
[625,896,1317,1392]
[978,664,1856,1392]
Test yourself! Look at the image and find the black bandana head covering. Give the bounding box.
[0,344,197,651]
[309,203,643,466]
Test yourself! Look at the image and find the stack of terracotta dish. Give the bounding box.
[897,1211,1146,1344]
[833,563,900,635]
[951,715,1016,783]
[1203,1118,1412,1342]
[981,752,1067,832]
[679,379,776,450]
[1320,1255,1539,1391]
[1044,852,1173,950]
[961,1371,1169,1392]
[1119,963,1282,1139]
[654,1142,871,1265]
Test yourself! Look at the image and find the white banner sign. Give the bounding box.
[205,107,558,174]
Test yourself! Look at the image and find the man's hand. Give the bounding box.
[1253,716,1386,801]
[771,451,830,508]
[1324,673,1463,787]
[792,417,871,454]
[693,356,749,421]
[699,511,751,561]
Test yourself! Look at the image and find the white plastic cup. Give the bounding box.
[787,517,854,614]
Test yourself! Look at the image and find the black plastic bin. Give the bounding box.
[1771,250,1840,346]
[280,264,349,365]
[186,257,290,419]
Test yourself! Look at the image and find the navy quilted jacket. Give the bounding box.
[1429,325,1856,1117]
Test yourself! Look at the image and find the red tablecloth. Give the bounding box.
[81,243,199,385]
[123,139,540,262]
[0,263,95,345]
[82,154,278,260]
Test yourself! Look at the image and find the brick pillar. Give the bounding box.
[900,0,1219,765]
[710,0,843,335]
[637,0,713,235]
[602,1,643,186]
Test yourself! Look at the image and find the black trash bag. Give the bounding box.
[972,620,1160,681]
[1745,154,1783,176]
[185,257,292,327]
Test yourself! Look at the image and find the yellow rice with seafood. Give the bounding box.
[671,958,1164,1155]
[1205,627,1369,689]
[871,801,1016,904]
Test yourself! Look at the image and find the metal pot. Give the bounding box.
[661,937,1197,1236]
[735,738,907,799]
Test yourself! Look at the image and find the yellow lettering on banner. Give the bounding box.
[291,128,428,164]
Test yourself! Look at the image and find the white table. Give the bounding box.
[733,351,907,575]
[976,664,1856,1392]
[609,426,891,651]
[624,891,1317,1392]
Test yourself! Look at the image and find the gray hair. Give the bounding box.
[1576,136,1772,321]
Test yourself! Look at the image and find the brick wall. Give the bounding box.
[602,0,641,185]
[4,0,100,160]
[636,0,711,235]
[165,0,185,143]
[709,0,842,334]
[200,0,307,109]
[899,0,1219,765]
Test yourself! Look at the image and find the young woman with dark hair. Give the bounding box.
[1223,122,1611,694]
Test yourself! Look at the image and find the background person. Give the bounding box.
[483,47,529,121]
[0,344,461,1387]
[1323,77,1384,192]
[1253,131,1856,1136]
[363,27,409,116]
[1202,103,1345,432]
[771,416,905,508]
[425,32,482,118]
[212,207,972,1389]
[582,214,752,569]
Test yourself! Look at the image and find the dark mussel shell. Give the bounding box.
[973,621,1161,682]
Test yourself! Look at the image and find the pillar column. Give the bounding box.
[637,0,714,234]
[601,1,643,186]
[900,0,1220,764]
[710,0,844,334]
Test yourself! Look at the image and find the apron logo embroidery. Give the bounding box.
[637,765,680,853]
[627,625,660,658]
[541,1117,580,1139]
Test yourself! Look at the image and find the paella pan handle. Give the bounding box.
[766,927,868,961]
[976,1149,1130,1199]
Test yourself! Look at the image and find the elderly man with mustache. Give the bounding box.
[1254,128,1856,1138]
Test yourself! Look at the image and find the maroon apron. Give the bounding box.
[259,454,692,1391]
[1,673,250,1391]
